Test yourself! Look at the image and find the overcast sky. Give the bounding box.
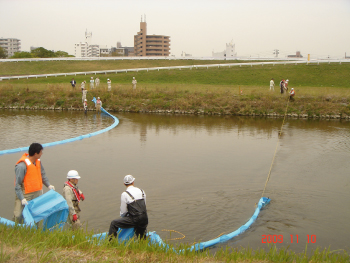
[1,0,349,58]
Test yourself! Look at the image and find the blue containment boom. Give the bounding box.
[0,190,69,230]
[147,197,271,252]
[0,103,119,156]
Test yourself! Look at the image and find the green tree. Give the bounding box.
[55,50,74,57]
[11,51,33,58]
[0,46,7,58]
[31,47,56,58]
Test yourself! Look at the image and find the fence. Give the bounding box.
[0,59,349,81]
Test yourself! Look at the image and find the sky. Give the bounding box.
[1,0,349,58]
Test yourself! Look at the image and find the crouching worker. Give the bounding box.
[108,175,148,240]
[63,170,85,230]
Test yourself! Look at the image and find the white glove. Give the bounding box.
[48,185,55,191]
[21,198,28,206]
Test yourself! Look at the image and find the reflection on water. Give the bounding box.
[0,110,349,253]
[0,109,113,150]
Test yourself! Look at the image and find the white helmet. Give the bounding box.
[124,175,135,185]
[67,170,81,179]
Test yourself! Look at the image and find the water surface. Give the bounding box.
[0,109,349,253]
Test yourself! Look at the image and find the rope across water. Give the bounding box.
[261,95,290,198]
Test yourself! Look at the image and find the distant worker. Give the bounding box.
[82,87,88,103]
[63,170,85,230]
[83,99,88,114]
[285,79,289,92]
[14,143,55,223]
[132,77,137,90]
[108,175,148,240]
[289,88,295,101]
[81,81,86,93]
[280,80,285,94]
[269,78,275,91]
[107,78,112,91]
[90,77,94,89]
[95,77,100,88]
[95,97,102,113]
[70,78,76,90]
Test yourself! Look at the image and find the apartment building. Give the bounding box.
[134,18,170,56]
[0,38,21,57]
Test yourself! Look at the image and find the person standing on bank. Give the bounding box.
[90,77,95,89]
[269,78,275,91]
[14,143,55,223]
[108,175,148,240]
[132,77,137,90]
[70,78,76,90]
[63,170,85,230]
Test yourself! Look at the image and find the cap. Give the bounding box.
[124,175,135,185]
[84,99,87,101]
[67,170,81,179]
[97,97,100,99]
[291,88,294,90]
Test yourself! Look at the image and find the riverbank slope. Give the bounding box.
[1,61,350,117]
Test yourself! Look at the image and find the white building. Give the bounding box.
[0,38,21,57]
[88,44,100,57]
[74,42,89,57]
[74,30,101,57]
[212,40,237,58]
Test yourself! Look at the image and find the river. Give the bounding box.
[0,109,349,253]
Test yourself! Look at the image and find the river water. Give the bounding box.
[0,109,349,254]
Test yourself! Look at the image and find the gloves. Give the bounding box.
[48,185,55,191]
[21,198,28,206]
[72,214,78,222]
[80,193,85,201]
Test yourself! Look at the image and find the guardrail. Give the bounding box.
[0,60,349,81]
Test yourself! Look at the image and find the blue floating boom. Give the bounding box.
[147,197,270,252]
[0,101,119,156]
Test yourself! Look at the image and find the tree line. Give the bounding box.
[0,46,74,58]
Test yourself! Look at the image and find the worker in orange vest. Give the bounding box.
[14,143,55,223]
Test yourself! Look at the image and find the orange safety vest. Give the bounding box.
[15,153,43,194]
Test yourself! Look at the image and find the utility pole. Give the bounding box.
[273,49,279,57]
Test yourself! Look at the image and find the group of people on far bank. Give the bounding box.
[70,76,138,113]
[269,78,295,101]
[70,77,137,92]
[13,143,148,239]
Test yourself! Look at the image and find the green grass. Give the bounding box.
[1,61,350,116]
[0,224,348,262]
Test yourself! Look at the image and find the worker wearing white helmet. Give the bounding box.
[108,175,148,240]
[63,170,85,230]
[289,88,295,101]
[95,96,102,114]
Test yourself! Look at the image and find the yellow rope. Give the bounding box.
[161,229,186,241]
[261,96,290,199]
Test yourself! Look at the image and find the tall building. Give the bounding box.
[134,16,170,56]
[0,38,21,57]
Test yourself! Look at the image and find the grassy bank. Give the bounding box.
[1,62,350,117]
[0,224,348,262]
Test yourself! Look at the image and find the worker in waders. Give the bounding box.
[14,143,55,223]
[95,97,102,114]
[108,175,148,240]
[63,170,85,230]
